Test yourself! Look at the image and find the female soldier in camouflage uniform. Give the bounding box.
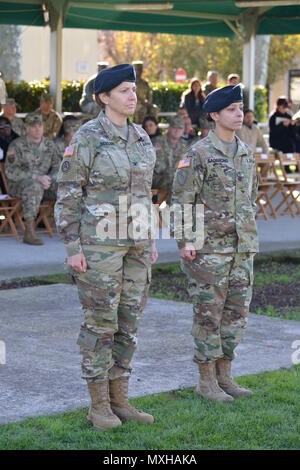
[55,64,157,430]
[172,85,258,403]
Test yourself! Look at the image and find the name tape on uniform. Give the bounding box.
[178,157,191,169]
[63,145,76,158]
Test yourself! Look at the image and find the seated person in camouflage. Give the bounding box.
[55,117,80,159]
[35,94,62,140]
[152,115,186,205]
[0,98,26,136]
[172,85,258,403]
[79,62,109,116]
[5,113,61,245]
[199,116,215,140]
[55,64,158,431]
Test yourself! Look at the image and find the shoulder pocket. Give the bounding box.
[57,158,78,183]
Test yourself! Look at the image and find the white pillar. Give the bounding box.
[243,34,256,110]
[50,12,63,112]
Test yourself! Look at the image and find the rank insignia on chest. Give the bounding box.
[63,145,75,157]
[178,157,191,169]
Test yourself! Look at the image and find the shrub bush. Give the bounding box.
[5,80,268,121]
[151,82,188,112]
[243,85,268,122]
[5,80,84,112]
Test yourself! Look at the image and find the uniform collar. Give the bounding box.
[26,135,43,148]
[98,110,144,145]
[35,107,54,118]
[208,129,248,158]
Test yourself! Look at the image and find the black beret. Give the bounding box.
[202,85,243,113]
[94,64,136,95]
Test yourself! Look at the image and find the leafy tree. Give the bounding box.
[267,35,300,85]
[98,30,300,86]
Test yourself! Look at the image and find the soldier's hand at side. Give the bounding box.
[179,244,196,261]
[151,243,158,264]
[37,175,51,190]
[67,253,87,273]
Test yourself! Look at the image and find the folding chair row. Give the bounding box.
[0,162,24,240]
[255,152,300,219]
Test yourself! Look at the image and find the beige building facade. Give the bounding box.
[21,26,104,82]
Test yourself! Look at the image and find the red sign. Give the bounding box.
[175,68,187,84]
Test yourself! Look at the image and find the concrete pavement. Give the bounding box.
[0,284,299,424]
[1,215,300,281]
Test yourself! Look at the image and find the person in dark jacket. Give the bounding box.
[0,116,19,193]
[269,97,296,153]
[180,78,206,126]
[0,116,19,161]
[142,115,161,143]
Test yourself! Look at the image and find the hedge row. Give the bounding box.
[5,80,84,113]
[5,79,268,121]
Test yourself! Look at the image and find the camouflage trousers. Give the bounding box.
[8,178,57,220]
[181,253,254,363]
[74,243,152,383]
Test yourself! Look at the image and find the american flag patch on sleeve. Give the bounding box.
[177,157,191,169]
[63,145,75,157]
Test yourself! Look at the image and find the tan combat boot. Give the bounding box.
[216,358,253,398]
[23,219,44,245]
[196,362,234,403]
[87,381,122,431]
[110,377,154,424]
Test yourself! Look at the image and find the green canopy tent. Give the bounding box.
[1,0,300,110]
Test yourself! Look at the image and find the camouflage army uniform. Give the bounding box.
[203,83,217,96]
[5,135,60,220]
[35,108,63,140]
[0,113,26,137]
[152,133,187,205]
[10,115,26,136]
[172,130,258,364]
[134,77,156,124]
[55,138,67,159]
[79,74,101,116]
[55,110,156,383]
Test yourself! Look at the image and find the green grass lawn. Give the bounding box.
[0,366,299,450]
[149,252,300,321]
[1,251,300,321]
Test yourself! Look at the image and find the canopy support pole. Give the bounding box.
[243,33,256,110]
[50,10,63,112]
